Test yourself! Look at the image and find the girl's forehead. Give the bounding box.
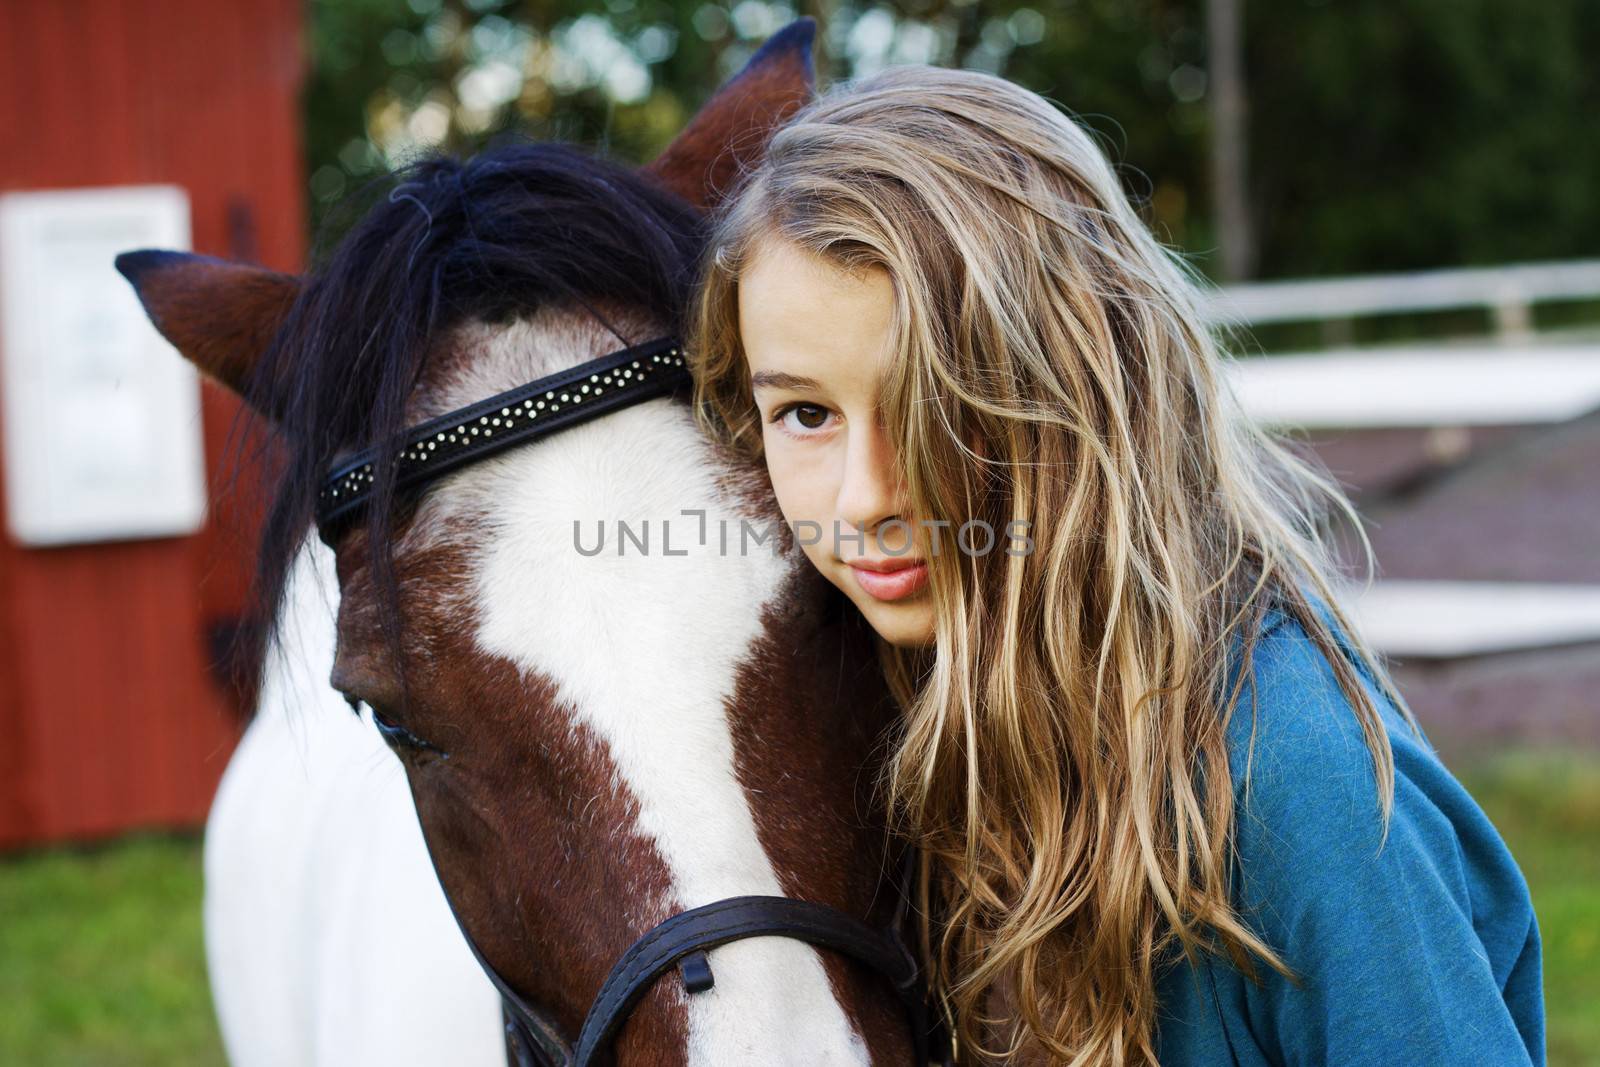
[740,239,895,374]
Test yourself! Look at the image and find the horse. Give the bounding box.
[119,19,930,1066]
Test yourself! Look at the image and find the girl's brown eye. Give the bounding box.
[772,403,830,432]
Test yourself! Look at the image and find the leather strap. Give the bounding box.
[314,335,688,536]
[573,895,930,1066]
[429,847,947,1067]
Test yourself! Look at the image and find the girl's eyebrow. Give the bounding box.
[750,370,825,391]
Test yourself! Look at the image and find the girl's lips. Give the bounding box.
[848,560,929,601]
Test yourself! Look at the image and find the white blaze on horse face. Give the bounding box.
[419,315,871,1065]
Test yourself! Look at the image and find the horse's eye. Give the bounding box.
[348,697,447,759]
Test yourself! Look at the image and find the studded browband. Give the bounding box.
[314,335,688,534]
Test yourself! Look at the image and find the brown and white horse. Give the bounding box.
[119,20,919,1066]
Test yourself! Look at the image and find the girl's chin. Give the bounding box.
[853,598,936,649]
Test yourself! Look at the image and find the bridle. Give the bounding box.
[465,847,942,1067]
[314,334,953,1066]
[315,336,692,533]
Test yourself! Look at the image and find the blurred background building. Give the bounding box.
[0,1,1594,1063]
[0,0,303,849]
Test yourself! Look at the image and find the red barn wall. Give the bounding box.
[0,0,306,847]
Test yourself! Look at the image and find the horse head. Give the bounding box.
[117,20,926,1067]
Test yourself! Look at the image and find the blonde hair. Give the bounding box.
[689,64,1417,1064]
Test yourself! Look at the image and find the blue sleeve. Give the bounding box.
[1223,614,1544,1066]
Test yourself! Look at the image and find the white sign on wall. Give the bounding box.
[0,185,207,546]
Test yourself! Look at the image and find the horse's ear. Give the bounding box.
[114,249,300,417]
[642,17,817,211]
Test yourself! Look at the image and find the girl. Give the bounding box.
[687,64,1544,1065]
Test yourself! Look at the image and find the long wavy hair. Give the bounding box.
[688,65,1419,1063]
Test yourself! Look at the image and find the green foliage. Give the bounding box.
[304,0,745,240]
[1248,0,1600,276]
[300,1,1599,279]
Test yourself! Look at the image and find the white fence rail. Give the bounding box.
[1203,258,1600,340]
[1209,259,1600,659]
[1227,343,1600,429]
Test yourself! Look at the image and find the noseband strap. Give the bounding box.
[571,891,934,1065]
[473,848,946,1067]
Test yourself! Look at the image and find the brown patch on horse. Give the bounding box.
[331,517,691,1060]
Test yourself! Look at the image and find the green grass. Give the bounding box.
[0,833,225,1067]
[0,750,1595,1065]
[1456,749,1600,1067]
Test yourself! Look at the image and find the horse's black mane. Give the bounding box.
[247,139,705,693]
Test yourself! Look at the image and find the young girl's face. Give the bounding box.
[738,235,936,648]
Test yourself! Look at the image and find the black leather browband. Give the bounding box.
[314,335,688,534]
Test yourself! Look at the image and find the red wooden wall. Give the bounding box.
[0,0,306,847]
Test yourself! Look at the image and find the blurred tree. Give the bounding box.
[1248,0,1600,277]
[304,0,781,243]
[302,0,1210,252]
[1208,0,1252,280]
[302,0,1598,280]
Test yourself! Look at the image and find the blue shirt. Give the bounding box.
[1153,596,1545,1065]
